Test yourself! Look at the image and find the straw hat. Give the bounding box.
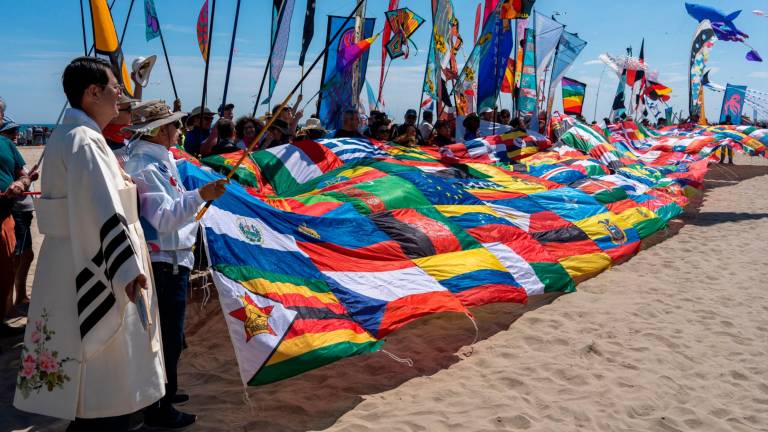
[300,117,326,133]
[122,100,186,134]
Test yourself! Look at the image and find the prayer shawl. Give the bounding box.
[14,108,165,420]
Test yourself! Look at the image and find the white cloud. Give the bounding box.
[748,71,768,79]
[582,59,603,66]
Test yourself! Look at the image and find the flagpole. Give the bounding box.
[198,0,366,221]
[118,0,136,47]
[252,0,288,117]
[157,23,179,100]
[199,0,217,116]
[79,0,88,56]
[221,0,242,110]
[593,63,607,122]
[351,0,367,110]
[417,31,432,123]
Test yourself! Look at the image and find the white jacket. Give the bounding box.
[125,140,203,270]
[14,108,165,420]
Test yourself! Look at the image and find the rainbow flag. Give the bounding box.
[562,77,586,116]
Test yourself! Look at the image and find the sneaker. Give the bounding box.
[172,393,190,405]
[144,406,196,430]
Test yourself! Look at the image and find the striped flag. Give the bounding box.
[500,58,515,94]
[561,77,586,116]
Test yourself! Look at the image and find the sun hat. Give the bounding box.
[131,55,157,88]
[0,121,20,134]
[300,117,326,133]
[122,100,186,134]
[188,106,215,117]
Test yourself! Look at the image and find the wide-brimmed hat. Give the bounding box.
[0,121,20,134]
[268,118,290,135]
[122,100,186,134]
[300,117,326,133]
[188,106,215,117]
[131,55,157,88]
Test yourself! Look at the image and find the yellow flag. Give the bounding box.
[89,0,133,96]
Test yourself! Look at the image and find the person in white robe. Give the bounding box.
[13,57,165,432]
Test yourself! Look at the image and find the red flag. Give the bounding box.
[474,3,482,43]
[379,0,399,104]
[196,0,209,61]
[483,0,499,26]
[626,39,645,86]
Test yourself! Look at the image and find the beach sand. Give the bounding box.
[2,148,767,431]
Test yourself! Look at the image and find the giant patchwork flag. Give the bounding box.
[173,114,768,387]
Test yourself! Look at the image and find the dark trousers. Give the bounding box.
[151,262,190,408]
[66,414,130,432]
[719,145,733,163]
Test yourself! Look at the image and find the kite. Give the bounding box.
[561,77,586,116]
[384,7,425,59]
[89,0,133,96]
[196,0,209,61]
[689,19,716,119]
[685,3,762,62]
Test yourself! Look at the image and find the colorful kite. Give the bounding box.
[686,3,762,62]
[196,0,209,61]
[144,0,160,41]
[689,19,716,118]
[384,7,425,60]
[561,77,586,116]
[89,0,133,96]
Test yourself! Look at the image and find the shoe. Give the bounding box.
[728,161,734,165]
[0,323,25,337]
[144,406,196,430]
[172,393,190,405]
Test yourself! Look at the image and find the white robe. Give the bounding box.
[13,108,165,420]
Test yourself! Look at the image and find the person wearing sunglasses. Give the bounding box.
[123,99,226,430]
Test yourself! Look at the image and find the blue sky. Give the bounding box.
[2,0,767,123]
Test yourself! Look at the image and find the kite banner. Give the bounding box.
[689,19,716,117]
[298,0,316,67]
[432,0,462,115]
[501,0,535,19]
[384,7,425,60]
[89,0,133,96]
[719,84,747,124]
[561,77,586,116]
[144,0,160,41]
[611,69,627,120]
[534,13,564,103]
[317,16,375,130]
[196,0,209,61]
[500,58,515,94]
[517,28,537,116]
[379,0,399,103]
[545,31,587,123]
[265,0,296,105]
[477,5,513,111]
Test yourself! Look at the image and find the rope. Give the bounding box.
[380,349,414,367]
[465,312,479,346]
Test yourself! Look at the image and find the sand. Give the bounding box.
[2,148,767,432]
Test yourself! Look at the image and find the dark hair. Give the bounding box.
[423,111,433,120]
[500,109,511,117]
[216,118,236,138]
[235,116,263,140]
[434,120,449,130]
[343,109,357,117]
[62,56,113,109]
[272,104,293,115]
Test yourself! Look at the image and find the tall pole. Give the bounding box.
[157,26,179,100]
[199,0,217,114]
[221,0,242,110]
[417,31,434,124]
[593,63,607,122]
[351,0,367,109]
[80,0,88,56]
[252,0,288,117]
[118,0,135,47]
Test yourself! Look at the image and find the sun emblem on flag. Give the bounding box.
[229,294,276,342]
[598,218,627,244]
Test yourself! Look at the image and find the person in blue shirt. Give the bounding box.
[183,106,215,156]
